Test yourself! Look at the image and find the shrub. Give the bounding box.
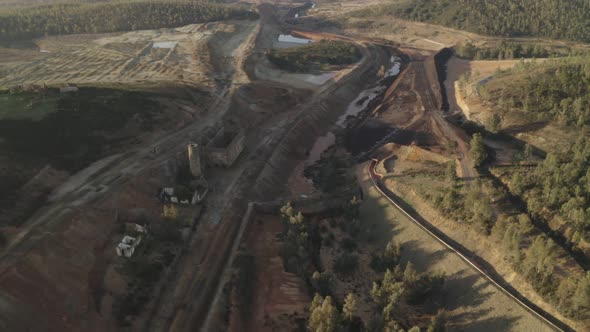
[333,253,359,276]
[312,271,335,296]
[341,237,357,252]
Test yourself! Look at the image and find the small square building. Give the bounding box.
[204,128,245,167]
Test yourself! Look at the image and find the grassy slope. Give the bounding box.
[0,88,162,169]
[0,85,208,212]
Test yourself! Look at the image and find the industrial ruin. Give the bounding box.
[204,128,245,167]
[116,235,142,258]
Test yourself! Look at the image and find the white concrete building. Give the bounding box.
[116,235,142,258]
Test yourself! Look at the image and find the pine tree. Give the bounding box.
[469,133,487,168]
[403,262,418,285]
[309,296,340,332]
[343,293,357,321]
[427,310,446,332]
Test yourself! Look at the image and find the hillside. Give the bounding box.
[351,0,590,43]
[456,56,590,267]
[481,57,590,127]
[0,1,257,41]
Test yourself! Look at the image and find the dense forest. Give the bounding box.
[0,1,257,40]
[355,0,590,43]
[480,58,590,240]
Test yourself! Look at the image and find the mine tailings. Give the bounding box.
[252,44,391,198]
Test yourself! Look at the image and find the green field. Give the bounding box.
[0,88,164,170]
[0,93,60,121]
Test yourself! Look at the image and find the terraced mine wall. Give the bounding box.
[252,44,391,199]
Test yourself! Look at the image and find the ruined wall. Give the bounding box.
[225,131,245,166]
[205,130,245,167]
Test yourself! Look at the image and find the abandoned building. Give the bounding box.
[116,235,142,258]
[204,128,245,167]
[158,183,208,205]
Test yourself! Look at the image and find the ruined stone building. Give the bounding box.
[204,128,245,167]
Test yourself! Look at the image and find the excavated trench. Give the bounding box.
[434,48,454,113]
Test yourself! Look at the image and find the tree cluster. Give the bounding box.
[483,57,590,128]
[279,202,323,282]
[492,213,590,318]
[370,237,402,273]
[435,166,494,233]
[267,40,362,73]
[469,133,488,168]
[454,41,557,60]
[384,0,590,43]
[0,1,257,41]
[370,263,445,331]
[508,135,590,246]
[280,202,317,277]
[308,293,361,332]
